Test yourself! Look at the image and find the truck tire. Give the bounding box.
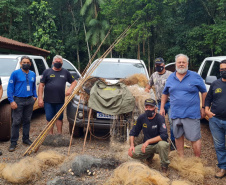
[69,123,83,137]
[0,104,11,141]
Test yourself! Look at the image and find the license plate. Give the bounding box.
[97,112,115,119]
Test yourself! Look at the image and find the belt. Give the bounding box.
[15,96,32,99]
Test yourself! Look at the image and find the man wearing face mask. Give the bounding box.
[7,56,37,152]
[145,57,175,150]
[128,98,170,174]
[160,54,207,158]
[38,55,77,135]
[205,60,226,179]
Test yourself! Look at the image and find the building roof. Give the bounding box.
[0,36,50,57]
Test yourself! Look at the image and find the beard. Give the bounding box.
[176,65,188,74]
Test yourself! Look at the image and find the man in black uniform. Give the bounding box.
[38,55,77,134]
[128,98,170,174]
[0,78,3,155]
[205,60,226,179]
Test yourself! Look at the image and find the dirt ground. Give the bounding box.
[0,108,226,185]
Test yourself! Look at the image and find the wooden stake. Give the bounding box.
[82,108,92,153]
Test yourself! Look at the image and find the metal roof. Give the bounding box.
[0,36,50,57]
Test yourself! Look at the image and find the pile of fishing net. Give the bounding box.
[0,150,65,184]
[104,161,170,185]
[42,134,70,147]
[169,151,215,184]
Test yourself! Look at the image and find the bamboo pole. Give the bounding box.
[82,108,92,153]
[23,18,139,156]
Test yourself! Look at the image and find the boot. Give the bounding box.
[215,169,226,179]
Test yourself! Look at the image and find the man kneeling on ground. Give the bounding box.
[128,98,170,174]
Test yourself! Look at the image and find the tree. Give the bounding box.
[29,0,64,55]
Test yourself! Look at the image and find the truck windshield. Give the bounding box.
[0,59,18,76]
[89,62,147,79]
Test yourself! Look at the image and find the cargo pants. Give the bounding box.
[131,141,170,167]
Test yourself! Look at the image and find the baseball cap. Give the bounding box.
[144,98,156,107]
[154,57,165,64]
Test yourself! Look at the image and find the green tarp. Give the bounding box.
[88,80,135,115]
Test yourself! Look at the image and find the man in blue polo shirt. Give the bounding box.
[7,56,37,152]
[160,54,207,158]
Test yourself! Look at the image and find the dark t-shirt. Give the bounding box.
[40,68,74,103]
[205,78,226,120]
[129,113,168,144]
[0,78,2,85]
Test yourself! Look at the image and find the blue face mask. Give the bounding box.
[145,110,155,118]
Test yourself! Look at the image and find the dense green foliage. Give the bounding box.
[1,0,226,72]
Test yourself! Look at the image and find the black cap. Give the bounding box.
[154,57,165,64]
[144,98,156,107]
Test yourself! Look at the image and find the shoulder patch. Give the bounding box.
[162,123,166,129]
[215,88,222,93]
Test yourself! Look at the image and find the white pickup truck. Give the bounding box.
[0,55,81,141]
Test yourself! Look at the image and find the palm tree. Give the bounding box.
[80,0,105,21]
[86,19,109,47]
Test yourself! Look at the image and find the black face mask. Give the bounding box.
[22,64,30,71]
[54,62,62,69]
[220,71,226,79]
[145,110,155,118]
[155,66,164,72]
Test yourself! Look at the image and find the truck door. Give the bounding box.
[33,58,47,110]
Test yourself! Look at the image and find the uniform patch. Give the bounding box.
[10,80,13,83]
[162,123,166,129]
[50,74,55,77]
[152,125,157,129]
[143,123,147,128]
[215,88,222,93]
[60,75,65,78]
[31,77,34,81]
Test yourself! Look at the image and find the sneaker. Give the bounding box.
[215,169,226,179]
[8,144,16,152]
[23,139,32,145]
[161,166,169,177]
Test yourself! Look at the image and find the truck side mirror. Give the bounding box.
[71,72,80,80]
[205,76,217,85]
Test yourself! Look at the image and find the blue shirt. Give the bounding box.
[162,70,206,119]
[7,69,37,103]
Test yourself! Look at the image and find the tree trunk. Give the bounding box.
[137,43,140,59]
[143,40,145,56]
[80,0,91,60]
[77,47,80,72]
[148,37,150,75]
